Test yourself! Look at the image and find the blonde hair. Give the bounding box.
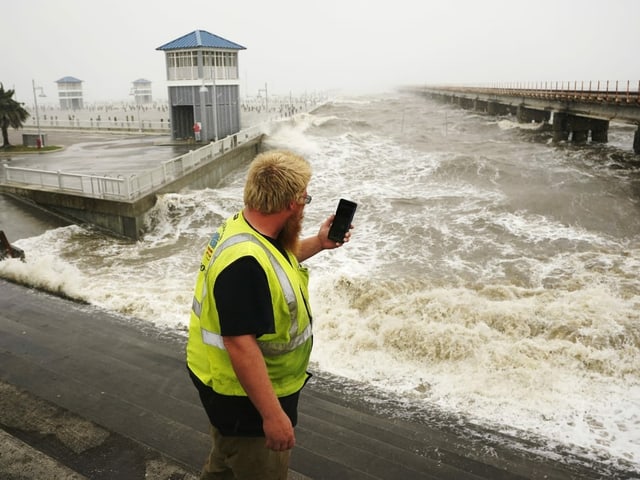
[244,150,311,214]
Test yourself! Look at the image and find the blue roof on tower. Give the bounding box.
[56,76,82,83]
[156,30,246,51]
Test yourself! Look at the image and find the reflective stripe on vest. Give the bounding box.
[192,233,307,356]
[201,322,312,357]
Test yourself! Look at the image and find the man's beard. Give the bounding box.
[279,211,303,255]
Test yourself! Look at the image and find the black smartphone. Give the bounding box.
[328,198,357,242]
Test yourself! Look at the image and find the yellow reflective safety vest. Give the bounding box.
[187,211,313,397]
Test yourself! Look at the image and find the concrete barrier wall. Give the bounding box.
[156,136,261,194]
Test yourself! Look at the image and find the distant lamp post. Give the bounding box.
[258,83,268,116]
[200,67,219,142]
[211,70,218,142]
[199,83,208,141]
[32,79,46,148]
[129,88,143,132]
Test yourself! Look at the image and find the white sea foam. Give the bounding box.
[496,118,547,131]
[309,274,640,464]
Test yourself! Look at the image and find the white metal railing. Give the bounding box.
[23,117,171,132]
[1,124,265,201]
[422,80,640,104]
[167,66,238,81]
[1,168,130,198]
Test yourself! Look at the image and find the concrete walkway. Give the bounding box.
[0,279,635,480]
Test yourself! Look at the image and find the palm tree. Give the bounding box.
[0,83,30,148]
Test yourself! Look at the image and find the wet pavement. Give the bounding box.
[4,131,191,176]
[1,380,197,480]
[2,105,272,176]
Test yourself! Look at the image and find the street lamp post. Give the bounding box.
[258,83,268,117]
[136,101,143,132]
[211,70,218,142]
[200,67,218,142]
[32,79,46,148]
[199,83,207,141]
[129,88,144,132]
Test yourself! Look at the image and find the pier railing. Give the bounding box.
[424,80,640,104]
[22,97,326,133]
[1,124,265,201]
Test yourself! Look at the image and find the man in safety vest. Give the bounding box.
[187,150,353,479]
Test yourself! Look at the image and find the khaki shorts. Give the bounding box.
[201,425,291,480]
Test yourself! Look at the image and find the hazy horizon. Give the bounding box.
[5,0,639,104]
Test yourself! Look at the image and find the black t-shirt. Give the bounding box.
[189,235,301,436]
[215,255,275,336]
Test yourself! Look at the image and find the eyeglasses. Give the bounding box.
[302,194,312,205]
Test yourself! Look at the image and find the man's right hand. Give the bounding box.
[263,410,295,451]
[223,334,296,452]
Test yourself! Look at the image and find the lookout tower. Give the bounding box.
[131,78,153,104]
[56,76,84,109]
[156,30,246,141]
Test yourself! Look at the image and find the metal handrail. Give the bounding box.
[22,117,171,132]
[422,80,640,104]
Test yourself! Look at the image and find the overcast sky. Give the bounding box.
[4,0,639,104]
